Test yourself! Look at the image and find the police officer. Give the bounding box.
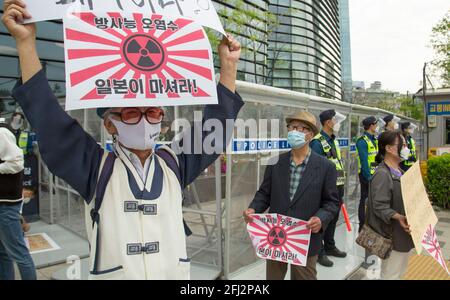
[356,116,379,232]
[310,109,347,267]
[400,122,418,172]
[382,114,400,132]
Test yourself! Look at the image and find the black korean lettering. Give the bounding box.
[142,18,154,29]
[112,79,128,94]
[166,21,179,31]
[129,79,144,94]
[164,79,179,94]
[149,79,164,94]
[94,17,109,29]
[154,19,166,31]
[123,18,137,29]
[95,79,112,95]
[111,17,124,29]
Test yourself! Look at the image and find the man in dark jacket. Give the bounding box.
[243,111,340,280]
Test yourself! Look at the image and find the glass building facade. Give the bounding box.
[339,0,353,102]
[268,0,342,100]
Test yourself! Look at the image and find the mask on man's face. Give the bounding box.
[287,130,309,149]
[109,117,161,150]
[11,116,23,130]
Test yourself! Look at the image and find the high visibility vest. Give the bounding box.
[313,133,346,186]
[18,131,29,155]
[357,134,379,175]
[403,136,417,167]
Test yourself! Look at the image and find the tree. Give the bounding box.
[430,10,450,87]
[398,96,424,121]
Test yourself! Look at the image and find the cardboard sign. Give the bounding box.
[24,0,225,34]
[421,224,450,276]
[400,161,438,254]
[247,214,311,266]
[63,12,217,110]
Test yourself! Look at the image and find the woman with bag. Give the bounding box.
[358,130,415,280]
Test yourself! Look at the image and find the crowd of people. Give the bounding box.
[243,110,418,280]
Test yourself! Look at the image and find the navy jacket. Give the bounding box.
[12,70,244,203]
[249,150,340,257]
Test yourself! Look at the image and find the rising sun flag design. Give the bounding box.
[247,214,311,266]
[63,11,217,110]
[421,224,450,276]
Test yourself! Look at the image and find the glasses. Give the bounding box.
[287,124,311,133]
[110,107,164,125]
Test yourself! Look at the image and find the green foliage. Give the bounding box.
[430,10,450,87]
[426,154,450,209]
[398,96,424,121]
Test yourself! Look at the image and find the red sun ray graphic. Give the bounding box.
[247,214,311,266]
[65,12,215,105]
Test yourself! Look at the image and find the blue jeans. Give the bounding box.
[0,202,36,280]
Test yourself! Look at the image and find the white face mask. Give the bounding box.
[394,123,399,130]
[110,117,161,150]
[375,126,380,135]
[400,147,410,161]
[333,122,341,135]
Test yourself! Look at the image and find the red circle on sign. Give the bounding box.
[268,227,287,247]
[122,34,165,72]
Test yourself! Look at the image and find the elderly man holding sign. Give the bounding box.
[2,0,243,280]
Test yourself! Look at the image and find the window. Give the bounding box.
[446,118,450,145]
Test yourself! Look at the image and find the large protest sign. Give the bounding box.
[63,12,217,110]
[24,0,225,34]
[400,161,438,254]
[247,214,311,266]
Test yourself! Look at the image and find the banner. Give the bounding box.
[421,224,450,276]
[400,161,438,254]
[63,12,217,110]
[24,0,225,35]
[246,214,311,266]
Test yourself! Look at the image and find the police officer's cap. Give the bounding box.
[319,109,336,125]
[362,116,377,128]
[383,114,394,124]
[400,122,411,131]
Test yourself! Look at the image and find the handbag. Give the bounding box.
[356,223,392,259]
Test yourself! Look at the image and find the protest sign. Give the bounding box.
[421,224,450,276]
[400,161,438,254]
[24,0,225,34]
[63,12,217,110]
[247,214,311,266]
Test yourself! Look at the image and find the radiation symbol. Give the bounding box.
[123,34,165,72]
[268,227,286,246]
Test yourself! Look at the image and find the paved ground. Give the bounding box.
[14,207,450,280]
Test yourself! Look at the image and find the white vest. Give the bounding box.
[85,145,189,280]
